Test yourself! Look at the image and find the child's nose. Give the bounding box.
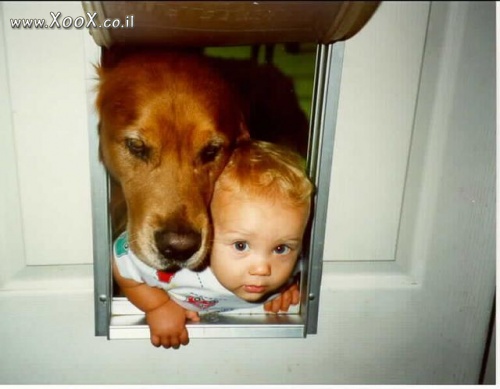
[249,259,271,276]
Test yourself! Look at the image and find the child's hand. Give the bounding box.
[264,282,300,313]
[146,300,200,349]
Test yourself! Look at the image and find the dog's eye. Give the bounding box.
[200,143,222,164]
[125,138,149,160]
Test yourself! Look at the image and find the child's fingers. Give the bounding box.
[291,286,300,305]
[278,292,290,312]
[272,296,283,313]
[151,331,190,349]
[180,329,190,346]
[264,282,301,313]
[264,297,281,313]
[279,291,292,312]
[264,299,278,312]
[151,334,162,348]
[169,330,190,349]
[185,310,200,322]
[167,336,180,349]
[268,297,279,313]
[158,333,189,349]
[152,334,173,349]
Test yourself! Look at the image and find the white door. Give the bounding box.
[0,1,495,384]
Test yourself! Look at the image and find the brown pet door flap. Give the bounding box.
[82,1,380,47]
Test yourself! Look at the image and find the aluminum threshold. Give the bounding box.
[110,313,305,339]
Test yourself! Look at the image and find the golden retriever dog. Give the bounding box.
[96,47,249,272]
[95,46,308,273]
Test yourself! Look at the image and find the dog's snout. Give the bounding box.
[155,228,202,263]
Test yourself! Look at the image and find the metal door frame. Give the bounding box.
[89,42,345,338]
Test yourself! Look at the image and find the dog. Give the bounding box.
[95,46,308,273]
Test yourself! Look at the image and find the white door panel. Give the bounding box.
[325,1,430,261]
[2,1,93,266]
[0,15,25,286]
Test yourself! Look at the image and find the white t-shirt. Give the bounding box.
[113,232,300,314]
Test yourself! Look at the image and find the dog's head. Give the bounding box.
[96,48,249,271]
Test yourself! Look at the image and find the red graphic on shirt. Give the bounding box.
[185,294,218,310]
[156,270,176,283]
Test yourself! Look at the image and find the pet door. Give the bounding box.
[84,1,380,339]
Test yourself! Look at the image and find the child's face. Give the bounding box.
[210,189,310,302]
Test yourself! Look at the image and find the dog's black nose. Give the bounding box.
[154,228,201,263]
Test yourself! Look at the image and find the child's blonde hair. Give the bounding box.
[214,140,314,207]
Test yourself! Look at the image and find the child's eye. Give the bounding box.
[274,245,291,255]
[233,241,249,252]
